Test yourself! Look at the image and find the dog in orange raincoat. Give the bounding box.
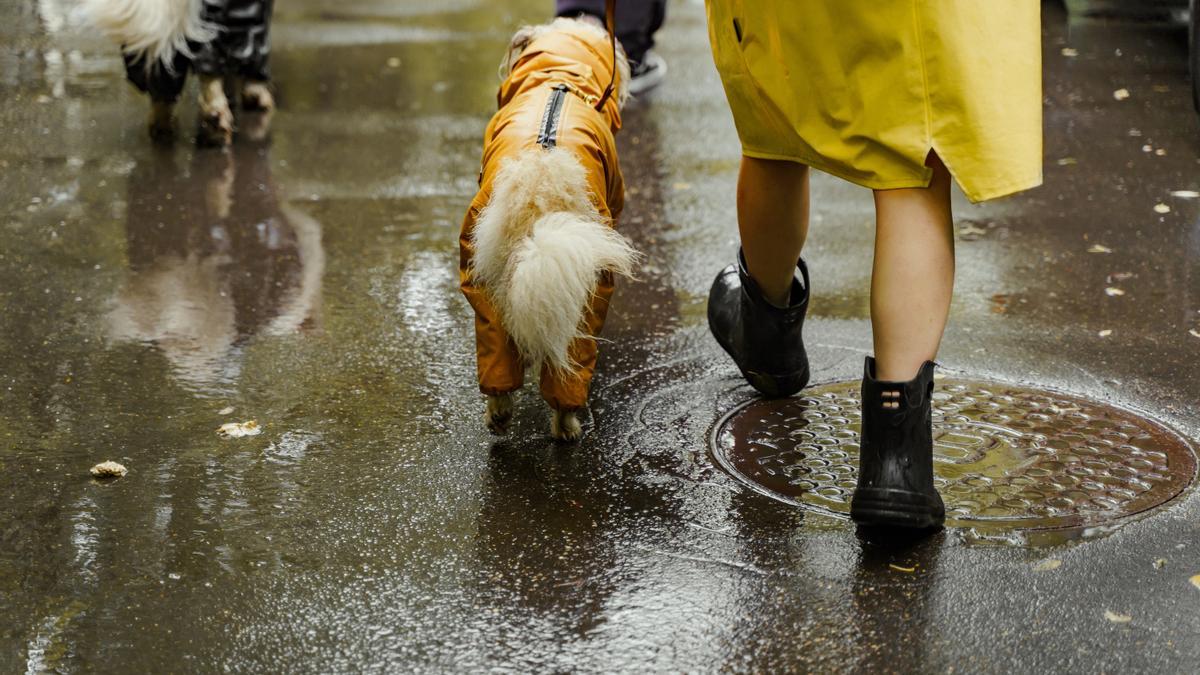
[460,17,637,441]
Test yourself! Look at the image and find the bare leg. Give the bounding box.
[197,75,234,146]
[737,157,810,306]
[870,154,955,382]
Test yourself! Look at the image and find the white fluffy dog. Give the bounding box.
[460,17,637,441]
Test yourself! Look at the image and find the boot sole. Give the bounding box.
[850,488,945,530]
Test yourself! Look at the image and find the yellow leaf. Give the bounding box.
[1113,88,1131,101]
[1087,244,1112,254]
[1154,203,1171,214]
[1098,330,1113,337]
[1190,574,1200,591]
[1104,610,1132,623]
[1033,559,1062,572]
[888,564,916,573]
[1105,287,1125,297]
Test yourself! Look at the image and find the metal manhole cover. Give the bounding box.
[710,378,1198,531]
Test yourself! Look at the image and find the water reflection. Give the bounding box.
[107,136,324,393]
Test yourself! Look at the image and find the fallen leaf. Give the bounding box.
[1112,88,1130,101]
[1056,157,1078,166]
[1153,558,1167,569]
[217,421,261,438]
[1170,190,1199,199]
[1142,144,1154,153]
[990,293,1011,314]
[1061,47,1079,57]
[90,461,127,478]
[218,406,235,416]
[1087,244,1112,254]
[1105,287,1125,297]
[1104,610,1132,623]
[1190,574,1200,591]
[1155,148,1167,156]
[1033,559,1062,571]
[1189,329,1200,339]
[386,57,401,68]
[888,564,916,573]
[1154,203,1171,214]
[1098,329,1113,337]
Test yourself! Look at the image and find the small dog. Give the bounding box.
[460,17,637,441]
[82,0,275,145]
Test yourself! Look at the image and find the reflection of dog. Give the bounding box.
[108,145,323,391]
[82,0,275,145]
[460,17,637,441]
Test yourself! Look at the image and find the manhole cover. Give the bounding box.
[710,379,1197,531]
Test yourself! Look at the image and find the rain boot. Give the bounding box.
[850,357,945,529]
[707,249,810,397]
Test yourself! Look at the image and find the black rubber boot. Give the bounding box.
[707,249,810,397]
[850,357,945,530]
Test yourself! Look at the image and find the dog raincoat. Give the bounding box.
[459,22,625,411]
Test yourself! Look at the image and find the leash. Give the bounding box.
[593,0,617,111]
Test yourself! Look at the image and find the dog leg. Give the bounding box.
[148,100,176,143]
[486,393,514,434]
[550,408,582,442]
[241,80,276,112]
[197,75,234,146]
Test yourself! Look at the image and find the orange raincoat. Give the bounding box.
[460,22,625,411]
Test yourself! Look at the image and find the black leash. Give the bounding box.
[593,0,617,111]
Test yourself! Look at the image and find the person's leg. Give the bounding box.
[738,156,810,306]
[870,153,954,381]
[554,0,663,64]
[707,156,812,398]
[849,153,953,531]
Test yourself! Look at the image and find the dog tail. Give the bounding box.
[79,0,216,68]
[472,148,637,374]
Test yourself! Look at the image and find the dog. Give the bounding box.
[82,0,275,145]
[459,16,637,441]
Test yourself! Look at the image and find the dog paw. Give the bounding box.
[551,409,582,442]
[197,77,234,147]
[486,393,514,434]
[241,82,275,112]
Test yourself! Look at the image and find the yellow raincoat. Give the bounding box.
[705,1,1043,201]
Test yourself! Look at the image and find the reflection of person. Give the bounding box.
[108,144,323,392]
[704,4,1042,529]
[555,0,667,94]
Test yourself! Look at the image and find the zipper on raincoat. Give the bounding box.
[537,84,569,149]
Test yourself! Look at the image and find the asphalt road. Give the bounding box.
[1,0,1199,672]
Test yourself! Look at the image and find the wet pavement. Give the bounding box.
[2,0,1200,671]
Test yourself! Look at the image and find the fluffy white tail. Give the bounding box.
[79,0,216,67]
[472,148,637,373]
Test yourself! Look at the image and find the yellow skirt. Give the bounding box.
[705,1,1043,202]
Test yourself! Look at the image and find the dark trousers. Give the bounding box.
[555,0,666,64]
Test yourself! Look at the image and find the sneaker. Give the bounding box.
[628,50,667,95]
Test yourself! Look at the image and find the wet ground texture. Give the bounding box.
[3,0,1200,672]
